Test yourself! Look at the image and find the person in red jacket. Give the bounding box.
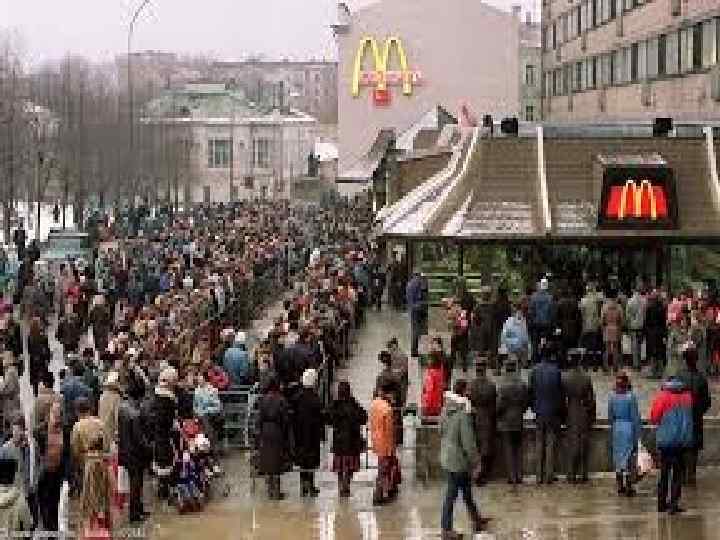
[649,377,694,514]
[422,353,447,419]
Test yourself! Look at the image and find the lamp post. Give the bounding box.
[127,0,153,207]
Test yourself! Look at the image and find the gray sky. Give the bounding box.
[2,0,538,65]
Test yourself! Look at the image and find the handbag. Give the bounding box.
[637,440,654,477]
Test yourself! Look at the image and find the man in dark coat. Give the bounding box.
[469,287,495,362]
[562,350,596,483]
[329,381,367,497]
[496,359,529,484]
[529,343,564,484]
[257,377,290,500]
[118,371,150,523]
[142,368,178,499]
[492,289,512,371]
[679,348,711,485]
[370,259,386,312]
[469,356,496,485]
[645,292,667,379]
[55,310,82,356]
[555,289,582,370]
[406,272,428,357]
[291,369,325,497]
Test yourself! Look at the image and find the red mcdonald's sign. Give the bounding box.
[604,179,669,220]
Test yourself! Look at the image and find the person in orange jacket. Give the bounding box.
[422,353,447,418]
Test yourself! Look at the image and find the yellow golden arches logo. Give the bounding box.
[351,37,418,98]
[619,179,657,220]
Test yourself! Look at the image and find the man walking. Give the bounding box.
[529,343,564,484]
[440,379,489,539]
[563,350,596,483]
[649,376,694,514]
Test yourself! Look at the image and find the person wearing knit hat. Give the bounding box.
[150,366,178,499]
[293,368,324,498]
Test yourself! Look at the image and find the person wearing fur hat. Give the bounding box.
[290,368,325,497]
[143,367,178,499]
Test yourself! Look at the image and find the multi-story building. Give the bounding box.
[140,83,317,203]
[520,10,543,122]
[541,0,720,120]
[210,60,338,124]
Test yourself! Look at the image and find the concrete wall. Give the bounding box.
[337,0,520,172]
[416,418,720,481]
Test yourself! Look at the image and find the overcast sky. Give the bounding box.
[3,0,538,65]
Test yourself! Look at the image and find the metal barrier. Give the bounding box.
[219,386,255,450]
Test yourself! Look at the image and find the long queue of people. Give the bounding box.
[0,198,380,536]
[440,276,720,378]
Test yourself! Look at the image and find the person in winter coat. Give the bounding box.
[369,381,400,505]
[193,372,224,456]
[223,332,250,387]
[0,353,20,434]
[500,305,530,369]
[421,353,446,418]
[469,357,496,485]
[496,360,529,484]
[79,433,114,537]
[374,351,403,445]
[36,396,63,531]
[88,296,112,356]
[440,379,488,539]
[608,372,641,497]
[143,367,178,499]
[649,376,694,514]
[492,288,512,369]
[56,309,83,356]
[601,291,625,372]
[469,287,495,366]
[528,278,555,365]
[27,317,51,397]
[555,289,582,369]
[1,414,35,527]
[626,289,647,371]
[291,369,325,497]
[97,372,122,451]
[645,291,668,378]
[406,272,428,357]
[118,371,151,523]
[579,284,603,369]
[529,346,564,484]
[678,347,711,485]
[387,338,409,409]
[70,398,104,492]
[563,350,596,483]
[0,458,32,534]
[256,377,290,500]
[329,381,367,497]
[0,314,23,376]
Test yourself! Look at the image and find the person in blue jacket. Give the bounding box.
[223,332,250,387]
[608,372,641,497]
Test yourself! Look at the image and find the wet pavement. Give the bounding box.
[147,305,720,540]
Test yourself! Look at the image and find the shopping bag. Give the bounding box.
[117,465,130,494]
[637,441,654,476]
[621,334,632,356]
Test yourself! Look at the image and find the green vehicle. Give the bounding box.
[42,229,91,265]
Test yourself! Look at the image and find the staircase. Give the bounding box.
[462,138,540,236]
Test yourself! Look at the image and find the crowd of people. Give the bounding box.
[0,197,389,536]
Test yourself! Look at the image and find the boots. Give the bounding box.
[616,472,626,495]
[338,473,351,498]
[301,472,320,498]
[268,476,285,501]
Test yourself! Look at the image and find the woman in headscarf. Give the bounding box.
[257,377,290,500]
[143,367,178,500]
[329,381,367,497]
[79,433,114,539]
[608,372,641,497]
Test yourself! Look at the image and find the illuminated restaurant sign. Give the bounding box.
[351,37,423,106]
[598,162,678,229]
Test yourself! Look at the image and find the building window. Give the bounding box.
[244,176,254,189]
[702,18,717,68]
[525,105,535,121]
[254,138,272,168]
[562,15,568,43]
[203,186,211,203]
[552,22,557,49]
[623,0,632,12]
[666,30,679,75]
[631,43,639,82]
[658,34,667,75]
[230,185,239,201]
[591,57,598,88]
[638,40,648,80]
[693,23,703,70]
[610,0,616,19]
[207,139,232,169]
[592,0,598,27]
[576,62,583,91]
[525,64,536,86]
[647,37,659,78]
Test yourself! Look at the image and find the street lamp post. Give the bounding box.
[127,0,153,207]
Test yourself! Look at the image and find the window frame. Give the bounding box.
[207,138,232,169]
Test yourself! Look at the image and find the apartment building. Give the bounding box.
[541,0,720,120]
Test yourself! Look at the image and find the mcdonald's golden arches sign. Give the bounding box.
[351,36,423,105]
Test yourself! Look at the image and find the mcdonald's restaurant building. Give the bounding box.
[378,122,720,299]
[332,0,526,182]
